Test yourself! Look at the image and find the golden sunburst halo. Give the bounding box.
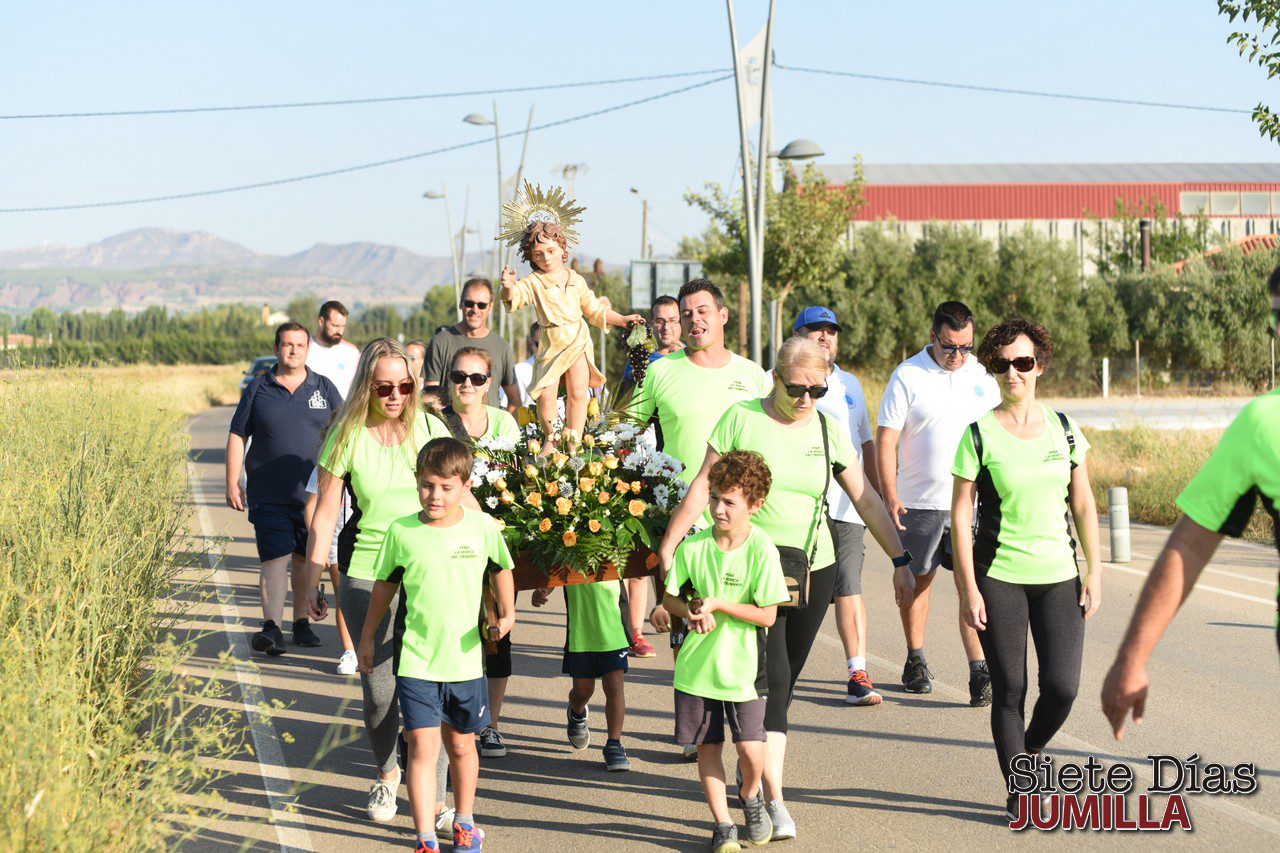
[497,180,586,248]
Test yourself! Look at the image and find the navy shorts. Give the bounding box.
[247,503,307,562]
[397,675,491,733]
[562,648,629,679]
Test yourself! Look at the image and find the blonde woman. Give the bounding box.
[659,336,911,841]
[304,338,452,823]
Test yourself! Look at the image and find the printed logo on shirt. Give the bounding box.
[452,544,480,560]
[307,390,329,409]
[805,444,824,458]
[727,380,750,392]
[974,385,986,398]
[844,393,855,407]
[722,569,744,587]
[1042,449,1066,463]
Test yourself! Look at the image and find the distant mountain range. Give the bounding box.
[0,228,607,314]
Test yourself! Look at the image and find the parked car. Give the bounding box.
[240,356,277,391]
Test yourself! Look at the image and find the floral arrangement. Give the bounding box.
[471,408,688,577]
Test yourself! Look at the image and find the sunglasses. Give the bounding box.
[450,371,490,386]
[373,380,415,398]
[988,356,1037,374]
[462,299,490,311]
[782,382,828,399]
[938,343,974,355]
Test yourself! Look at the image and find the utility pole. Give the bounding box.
[726,0,761,362]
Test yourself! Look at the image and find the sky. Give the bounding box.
[1,1,1278,267]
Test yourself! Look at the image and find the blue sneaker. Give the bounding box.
[413,839,439,852]
[453,822,484,852]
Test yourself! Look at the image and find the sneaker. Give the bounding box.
[1004,792,1020,822]
[477,726,506,758]
[969,661,993,707]
[336,649,358,675]
[902,655,933,694]
[603,739,631,771]
[567,707,590,750]
[250,620,287,656]
[452,821,484,852]
[845,669,883,706]
[682,743,699,762]
[366,774,398,823]
[292,617,322,647]
[414,840,439,852]
[739,786,773,845]
[434,807,456,834]
[767,799,796,840]
[629,632,657,658]
[709,823,741,853]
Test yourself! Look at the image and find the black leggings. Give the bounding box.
[763,562,838,733]
[976,573,1085,788]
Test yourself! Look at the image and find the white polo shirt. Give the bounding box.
[817,366,874,526]
[878,346,999,511]
[306,338,361,400]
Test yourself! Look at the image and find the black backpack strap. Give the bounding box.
[441,405,472,444]
[969,421,984,470]
[806,412,834,565]
[1055,410,1077,468]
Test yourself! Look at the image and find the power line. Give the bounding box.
[776,63,1253,115]
[0,75,732,213]
[0,68,730,121]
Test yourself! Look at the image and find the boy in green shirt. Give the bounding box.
[663,451,790,853]
[532,577,632,772]
[359,437,515,853]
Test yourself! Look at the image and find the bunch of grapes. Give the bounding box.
[625,320,656,388]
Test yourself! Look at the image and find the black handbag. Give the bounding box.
[777,412,833,608]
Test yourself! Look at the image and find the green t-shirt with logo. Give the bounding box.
[319,412,435,581]
[708,400,855,570]
[952,404,1090,585]
[372,507,514,682]
[564,579,628,653]
[666,526,790,702]
[628,349,771,483]
[1176,389,1280,631]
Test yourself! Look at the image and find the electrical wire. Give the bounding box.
[0,68,730,121]
[776,63,1253,115]
[0,74,732,213]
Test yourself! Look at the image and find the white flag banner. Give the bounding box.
[737,26,767,133]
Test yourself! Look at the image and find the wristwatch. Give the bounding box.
[891,550,914,570]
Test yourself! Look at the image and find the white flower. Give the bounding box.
[472,458,490,480]
[675,480,690,499]
[485,470,504,485]
[598,430,617,446]
[485,496,499,509]
[491,435,517,452]
[568,455,586,472]
[653,484,671,507]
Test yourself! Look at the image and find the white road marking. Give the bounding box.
[1124,550,1274,586]
[188,460,315,853]
[1104,562,1274,606]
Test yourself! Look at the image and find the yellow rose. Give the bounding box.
[597,491,611,504]
[528,492,542,508]
[495,478,507,492]
[628,499,647,517]
[538,518,552,532]
[631,480,644,494]
[524,464,539,479]
[556,497,573,515]
[546,481,560,497]
[563,429,580,446]
[500,490,514,504]
[615,479,631,493]
[583,433,596,448]
[552,452,570,469]
[578,477,596,493]
[563,530,578,547]
[588,519,602,533]
[516,406,536,427]
[528,439,542,455]
[587,398,600,418]
[587,461,604,477]
[603,455,619,470]
[496,519,506,530]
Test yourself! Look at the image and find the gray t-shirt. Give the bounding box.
[424,325,518,407]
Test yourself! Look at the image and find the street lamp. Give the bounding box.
[773,139,824,161]
[423,189,464,320]
[629,187,651,259]
[464,106,506,335]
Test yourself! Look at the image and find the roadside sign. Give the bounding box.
[629,259,704,310]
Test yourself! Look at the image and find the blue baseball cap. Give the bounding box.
[793,305,842,332]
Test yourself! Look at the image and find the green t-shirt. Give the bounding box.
[952,404,1090,585]
[628,349,771,483]
[319,412,436,581]
[372,508,515,682]
[1176,389,1280,630]
[708,400,855,570]
[666,526,790,702]
[564,579,628,653]
[428,405,520,444]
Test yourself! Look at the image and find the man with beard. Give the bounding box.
[424,278,520,413]
[306,300,361,399]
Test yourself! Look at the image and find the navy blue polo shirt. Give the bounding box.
[229,367,342,508]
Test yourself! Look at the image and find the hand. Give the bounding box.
[960,586,987,631]
[357,637,375,674]
[496,614,515,639]
[892,566,916,608]
[623,313,644,325]
[500,265,517,290]
[305,586,329,621]
[226,481,246,512]
[688,609,717,634]
[887,497,907,531]
[650,603,672,633]
[531,588,551,608]
[1081,573,1102,620]
[1101,655,1148,740]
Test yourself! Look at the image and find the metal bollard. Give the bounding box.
[1109,487,1131,563]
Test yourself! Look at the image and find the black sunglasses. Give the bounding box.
[462,299,490,311]
[989,356,1037,374]
[373,380,415,398]
[938,343,974,355]
[449,370,490,386]
[783,382,828,399]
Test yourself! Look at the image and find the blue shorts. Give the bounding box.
[247,503,307,562]
[562,648,629,679]
[397,675,490,733]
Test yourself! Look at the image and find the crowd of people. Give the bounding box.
[223,255,1280,850]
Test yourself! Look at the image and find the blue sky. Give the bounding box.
[0,1,1277,267]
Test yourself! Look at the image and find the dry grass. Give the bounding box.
[1,363,243,414]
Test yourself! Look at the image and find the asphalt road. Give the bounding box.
[1045,396,1253,431]
[182,406,1279,851]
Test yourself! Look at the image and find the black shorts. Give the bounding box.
[674,690,767,745]
[398,675,490,733]
[486,633,513,679]
[563,648,629,679]
[247,503,307,563]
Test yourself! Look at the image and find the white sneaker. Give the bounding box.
[336,649,358,675]
[681,743,699,762]
[435,806,456,833]
[366,773,398,823]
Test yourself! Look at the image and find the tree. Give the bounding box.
[1219,1,1280,143]
[285,293,320,325]
[1088,198,1216,276]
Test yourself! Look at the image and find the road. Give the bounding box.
[182,406,1279,851]
[1044,396,1252,431]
